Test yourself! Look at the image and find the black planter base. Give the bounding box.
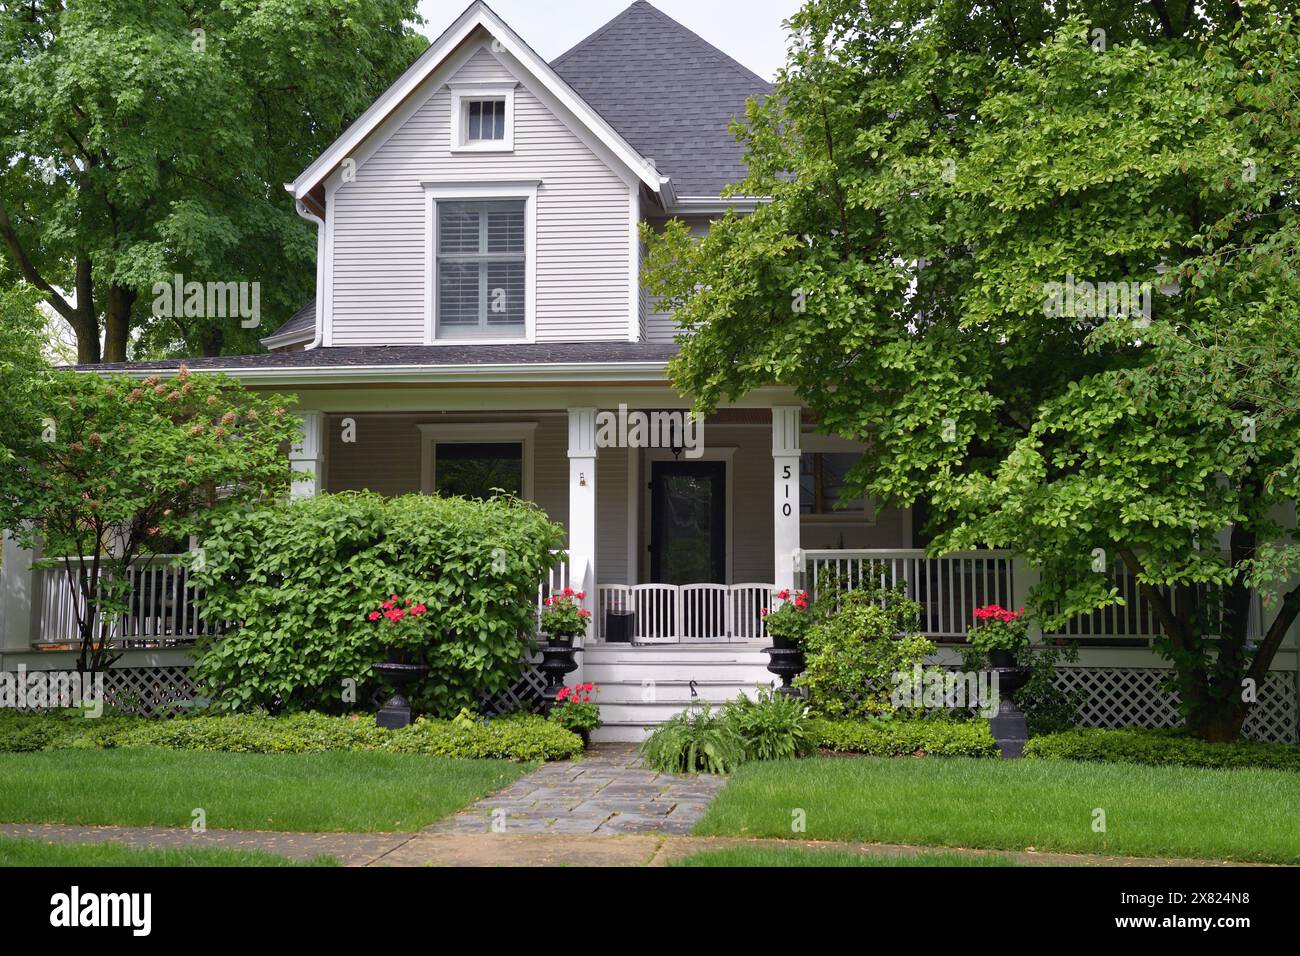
[987,665,1031,758]
[538,640,581,714]
[373,659,429,730]
[763,646,806,696]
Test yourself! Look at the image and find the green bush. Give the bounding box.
[1024,727,1300,772]
[0,709,581,762]
[640,704,746,774]
[187,491,566,716]
[721,688,814,762]
[810,716,1000,758]
[798,581,934,719]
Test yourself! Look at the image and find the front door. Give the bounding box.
[650,461,726,640]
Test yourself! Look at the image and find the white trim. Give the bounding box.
[448,82,517,153]
[423,180,538,345]
[286,2,663,200]
[259,326,314,350]
[416,421,537,499]
[291,200,326,351]
[643,446,737,584]
[628,185,640,342]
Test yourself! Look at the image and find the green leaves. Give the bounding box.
[187,491,567,716]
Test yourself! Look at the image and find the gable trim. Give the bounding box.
[287,1,665,201]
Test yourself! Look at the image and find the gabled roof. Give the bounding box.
[551,1,772,198]
[260,298,315,348]
[287,1,665,203]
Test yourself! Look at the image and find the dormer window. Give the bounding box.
[449,84,515,152]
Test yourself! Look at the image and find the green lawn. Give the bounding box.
[695,756,1300,864]
[673,846,1019,867]
[0,749,529,832]
[0,836,336,867]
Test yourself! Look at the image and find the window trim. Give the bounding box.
[417,422,537,499]
[448,83,516,153]
[422,180,538,345]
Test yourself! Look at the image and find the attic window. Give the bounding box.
[465,99,506,141]
[449,84,515,152]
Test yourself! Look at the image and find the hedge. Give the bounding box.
[0,710,582,762]
[809,716,999,758]
[1024,727,1300,772]
[187,491,566,716]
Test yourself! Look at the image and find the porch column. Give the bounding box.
[772,406,802,592]
[0,531,39,652]
[290,410,325,498]
[567,408,597,640]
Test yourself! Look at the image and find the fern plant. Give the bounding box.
[639,703,745,774]
[722,687,814,762]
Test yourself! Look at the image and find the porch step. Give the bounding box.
[580,642,776,739]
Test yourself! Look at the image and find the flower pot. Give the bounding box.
[577,727,591,749]
[988,648,1017,669]
[541,633,574,648]
[769,633,800,651]
[373,646,429,730]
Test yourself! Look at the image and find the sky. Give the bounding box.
[415,0,802,80]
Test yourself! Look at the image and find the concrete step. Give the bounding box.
[594,680,766,704]
[590,724,654,743]
[585,661,772,683]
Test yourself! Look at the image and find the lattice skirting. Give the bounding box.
[1054,667,1298,742]
[480,652,548,717]
[102,666,197,718]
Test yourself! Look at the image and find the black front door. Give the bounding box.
[650,461,726,585]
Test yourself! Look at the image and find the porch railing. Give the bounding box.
[801,549,1015,640]
[594,583,772,643]
[35,554,213,648]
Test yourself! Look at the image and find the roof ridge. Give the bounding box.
[552,1,770,88]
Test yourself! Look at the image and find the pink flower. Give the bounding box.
[368,611,380,621]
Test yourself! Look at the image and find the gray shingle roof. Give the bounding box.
[81,341,679,373]
[551,1,771,198]
[263,297,315,344]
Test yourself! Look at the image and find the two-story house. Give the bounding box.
[5,1,1295,741]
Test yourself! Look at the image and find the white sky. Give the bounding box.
[416,0,802,80]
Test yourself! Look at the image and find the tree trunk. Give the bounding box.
[102,285,135,363]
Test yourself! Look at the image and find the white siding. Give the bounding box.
[328,41,631,346]
[643,216,711,343]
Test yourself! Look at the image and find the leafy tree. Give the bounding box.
[0,0,425,362]
[0,367,300,675]
[646,0,1300,740]
[0,281,48,474]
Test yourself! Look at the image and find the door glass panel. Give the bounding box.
[659,472,715,584]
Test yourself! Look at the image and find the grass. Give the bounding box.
[0,836,336,867]
[694,755,1300,864]
[0,749,529,832]
[672,846,1019,867]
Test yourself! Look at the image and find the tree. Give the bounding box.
[645,0,1300,740]
[0,281,48,473]
[0,366,301,675]
[0,0,425,362]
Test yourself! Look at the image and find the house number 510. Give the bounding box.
[782,464,793,516]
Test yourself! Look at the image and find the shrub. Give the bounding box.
[798,582,934,719]
[640,704,746,774]
[809,716,1000,758]
[187,491,566,716]
[549,683,601,736]
[1024,727,1300,772]
[721,687,814,762]
[0,709,581,762]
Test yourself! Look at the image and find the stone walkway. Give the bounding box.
[429,744,725,836]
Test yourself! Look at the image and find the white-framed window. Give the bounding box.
[449,84,515,152]
[422,181,538,343]
[798,436,875,524]
[417,423,537,499]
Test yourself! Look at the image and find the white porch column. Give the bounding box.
[567,408,598,640]
[0,531,39,652]
[772,406,802,592]
[290,410,325,498]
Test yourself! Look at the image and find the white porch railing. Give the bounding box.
[801,549,1015,640]
[595,583,772,643]
[35,554,213,648]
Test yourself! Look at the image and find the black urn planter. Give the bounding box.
[374,647,429,730]
[537,634,581,714]
[763,645,806,696]
[986,649,1032,758]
